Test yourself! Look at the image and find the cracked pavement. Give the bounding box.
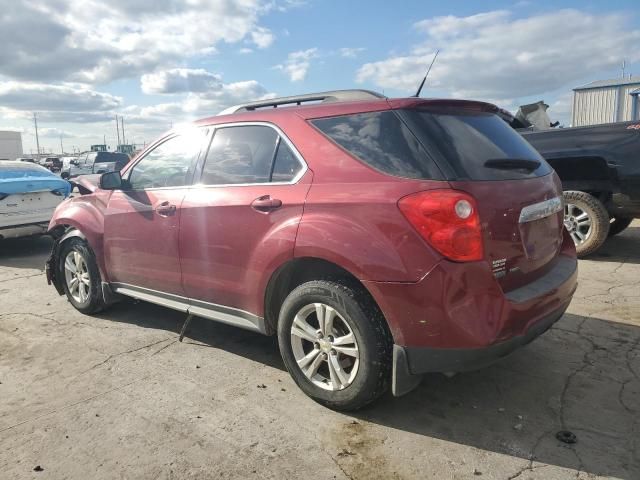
[1,224,639,480]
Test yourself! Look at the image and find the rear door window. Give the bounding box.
[311,111,442,180]
[271,141,303,182]
[400,109,552,180]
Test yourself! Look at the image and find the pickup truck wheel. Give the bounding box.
[608,217,633,237]
[58,237,106,314]
[277,280,392,411]
[563,191,610,257]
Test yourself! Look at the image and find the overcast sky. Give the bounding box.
[1,0,639,154]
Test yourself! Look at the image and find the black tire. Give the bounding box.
[608,216,633,237]
[57,237,106,314]
[277,280,392,411]
[61,171,70,179]
[563,191,610,257]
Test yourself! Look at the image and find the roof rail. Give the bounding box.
[217,89,386,115]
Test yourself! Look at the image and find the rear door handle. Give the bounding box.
[251,195,282,213]
[155,201,177,216]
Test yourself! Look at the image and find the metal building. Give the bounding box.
[0,131,23,161]
[572,75,640,126]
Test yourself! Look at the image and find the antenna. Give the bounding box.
[414,49,439,98]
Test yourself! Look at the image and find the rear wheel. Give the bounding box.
[277,280,392,411]
[563,191,609,257]
[58,237,106,314]
[608,216,633,237]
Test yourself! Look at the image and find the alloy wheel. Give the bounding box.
[63,250,91,303]
[564,202,592,246]
[290,303,360,391]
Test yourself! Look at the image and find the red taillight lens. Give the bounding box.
[398,189,483,262]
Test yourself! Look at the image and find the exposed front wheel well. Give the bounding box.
[264,257,387,336]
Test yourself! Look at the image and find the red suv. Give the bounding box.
[46,90,577,410]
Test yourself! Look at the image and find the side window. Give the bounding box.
[128,130,207,190]
[312,111,441,180]
[201,126,278,185]
[271,141,303,182]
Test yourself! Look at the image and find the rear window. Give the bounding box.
[311,111,442,180]
[401,109,552,180]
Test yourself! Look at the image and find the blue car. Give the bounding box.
[0,161,71,239]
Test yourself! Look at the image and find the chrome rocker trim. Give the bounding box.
[110,282,266,334]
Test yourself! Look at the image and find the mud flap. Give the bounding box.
[392,345,422,397]
[45,240,65,296]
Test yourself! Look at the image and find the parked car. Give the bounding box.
[60,151,130,179]
[45,90,577,410]
[502,102,640,256]
[44,157,63,173]
[16,157,36,163]
[0,161,71,239]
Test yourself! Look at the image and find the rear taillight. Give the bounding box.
[398,189,483,262]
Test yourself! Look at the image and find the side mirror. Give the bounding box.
[100,170,123,190]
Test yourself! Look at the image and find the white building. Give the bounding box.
[572,75,640,127]
[0,131,23,161]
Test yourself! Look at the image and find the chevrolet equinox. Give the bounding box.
[46,90,578,410]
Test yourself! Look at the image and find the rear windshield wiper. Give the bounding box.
[483,158,541,171]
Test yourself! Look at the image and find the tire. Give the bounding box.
[563,191,610,257]
[57,237,106,314]
[608,216,633,237]
[61,171,70,179]
[277,280,392,411]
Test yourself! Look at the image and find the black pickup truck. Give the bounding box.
[502,103,640,256]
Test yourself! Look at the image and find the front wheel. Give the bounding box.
[58,237,106,314]
[563,191,610,257]
[277,280,392,411]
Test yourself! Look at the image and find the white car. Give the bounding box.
[0,161,71,239]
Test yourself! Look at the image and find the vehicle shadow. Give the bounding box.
[356,312,639,479]
[95,300,286,371]
[96,302,638,478]
[587,226,640,264]
[0,235,52,270]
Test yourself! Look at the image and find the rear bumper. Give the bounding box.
[391,302,569,396]
[363,237,578,396]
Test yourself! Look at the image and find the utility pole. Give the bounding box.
[121,116,126,145]
[115,115,121,148]
[33,112,41,159]
[60,134,64,155]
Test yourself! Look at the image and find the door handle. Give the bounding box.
[251,195,282,213]
[155,201,177,216]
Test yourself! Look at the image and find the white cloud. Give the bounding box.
[339,47,365,59]
[124,78,275,127]
[250,27,275,49]
[39,127,84,139]
[0,82,121,114]
[275,48,318,82]
[357,9,640,100]
[141,69,223,94]
[0,0,277,85]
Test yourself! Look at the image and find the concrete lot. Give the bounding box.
[1,224,639,480]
